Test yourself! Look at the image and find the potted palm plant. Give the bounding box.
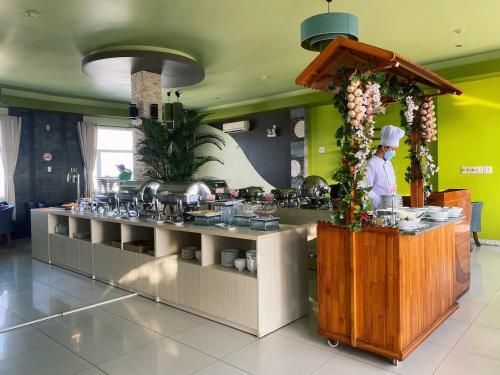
[135,109,225,181]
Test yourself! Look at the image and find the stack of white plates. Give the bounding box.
[221,249,240,267]
[379,195,403,209]
[181,246,198,260]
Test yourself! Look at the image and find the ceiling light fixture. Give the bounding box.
[24,9,39,18]
[300,0,359,51]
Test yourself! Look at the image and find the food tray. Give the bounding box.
[250,217,279,231]
[233,214,258,227]
[123,240,154,255]
[194,214,222,226]
[190,210,223,217]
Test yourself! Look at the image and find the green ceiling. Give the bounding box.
[1,0,500,111]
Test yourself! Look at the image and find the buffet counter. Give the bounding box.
[317,218,463,363]
[31,208,308,337]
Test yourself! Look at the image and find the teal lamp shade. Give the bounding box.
[301,12,359,51]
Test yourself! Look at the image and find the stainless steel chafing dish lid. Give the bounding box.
[156,181,211,204]
[116,180,160,202]
[298,175,329,197]
[203,178,228,192]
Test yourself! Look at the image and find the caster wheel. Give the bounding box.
[392,359,399,366]
[327,339,339,348]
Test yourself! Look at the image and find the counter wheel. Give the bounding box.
[327,339,339,348]
[392,359,399,366]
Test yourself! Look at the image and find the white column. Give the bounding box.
[131,71,162,180]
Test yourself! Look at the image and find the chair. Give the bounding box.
[0,205,15,248]
[470,201,483,248]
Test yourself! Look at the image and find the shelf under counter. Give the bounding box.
[32,207,308,337]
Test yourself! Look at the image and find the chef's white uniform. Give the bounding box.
[365,155,397,209]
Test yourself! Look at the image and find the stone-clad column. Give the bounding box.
[131,71,162,180]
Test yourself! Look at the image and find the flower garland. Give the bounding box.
[331,72,385,231]
[400,93,439,198]
[330,72,440,231]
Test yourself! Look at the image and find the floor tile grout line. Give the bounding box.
[31,323,112,375]
[216,332,339,375]
[95,301,230,364]
[0,293,138,334]
[306,352,342,375]
[431,320,474,375]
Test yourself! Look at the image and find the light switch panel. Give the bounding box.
[47,166,52,173]
[483,166,493,174]
[319,146,326,154]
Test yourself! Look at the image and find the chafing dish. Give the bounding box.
[238,186,265,201]
[298,175,331,209]
[156,181,211,219]
[116,180,160,217]
[271,187,298,207]
[92,192,118,215]
[204,178,230,200]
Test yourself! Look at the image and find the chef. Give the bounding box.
[365,125,405,208]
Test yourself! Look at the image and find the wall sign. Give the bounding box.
[42,152,53,162]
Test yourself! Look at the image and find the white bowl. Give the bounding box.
[399,219,421,229]
[448,207,463,216]
[429,210,450,219]
[234,258,246,271]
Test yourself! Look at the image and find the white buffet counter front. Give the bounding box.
[30,208,308,337]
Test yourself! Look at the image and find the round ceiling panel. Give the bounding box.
[82,46,204,88]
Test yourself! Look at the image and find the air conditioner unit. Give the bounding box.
[222,120,250,134]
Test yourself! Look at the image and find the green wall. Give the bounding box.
[438,76,500,240]
[307,103,411,196]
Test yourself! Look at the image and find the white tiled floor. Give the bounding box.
[0,240,500,374]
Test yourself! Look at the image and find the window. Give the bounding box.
[94,127,134,184]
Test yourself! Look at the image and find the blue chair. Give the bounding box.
[0,205,15,247]
[471,201,483,248]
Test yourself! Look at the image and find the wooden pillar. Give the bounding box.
[410,130,425,207]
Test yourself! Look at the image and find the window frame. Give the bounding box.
[94,126,134,180]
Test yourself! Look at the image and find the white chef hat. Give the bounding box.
[380,125,405,147]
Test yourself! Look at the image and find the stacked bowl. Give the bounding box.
[379,195,403,209]
[221,249,240,267]
[181,246,198,260]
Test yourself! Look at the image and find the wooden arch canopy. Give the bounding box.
[296,37,462,207]
[296,37,462,96]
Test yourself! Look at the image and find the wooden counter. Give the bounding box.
[31,208,308,337]
[317,221,458,362]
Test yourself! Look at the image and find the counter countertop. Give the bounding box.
[32,208,304,241]
[399,216,464,236]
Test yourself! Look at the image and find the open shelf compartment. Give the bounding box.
[48,214,69,236]
[155,228,201,261]
[69,217,91,241]
[201,234,256,269]
[122,224,155,256]
[91,220,121,248]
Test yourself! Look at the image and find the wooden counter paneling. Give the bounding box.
[429,189,471,298]
[317,223,351,344]
[317,223,458,361]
